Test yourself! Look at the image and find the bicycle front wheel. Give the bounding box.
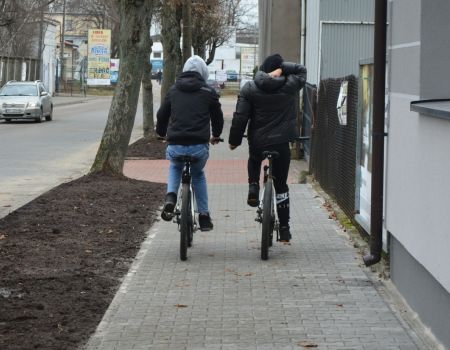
[261,179,274,260]
[180,183,192,261]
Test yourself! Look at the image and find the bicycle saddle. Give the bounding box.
[262,151,280,159]
[173,155,199,163]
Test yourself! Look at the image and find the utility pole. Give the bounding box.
[182,0,192,65]
[38,1,45,80]
[58,0,66,92]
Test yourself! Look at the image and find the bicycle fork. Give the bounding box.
[255,163,280,242]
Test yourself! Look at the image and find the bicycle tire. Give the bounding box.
[187,195,193,248]
[261,180,274,260]
[180,183,191,261]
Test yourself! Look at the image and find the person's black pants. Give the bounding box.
[248,143,291,227]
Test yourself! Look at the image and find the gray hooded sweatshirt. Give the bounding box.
[182,55,209,81]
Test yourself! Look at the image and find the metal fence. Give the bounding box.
[0,56,40,88]
[301,83,317,159]
[310,75,358,219]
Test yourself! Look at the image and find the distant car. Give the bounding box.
[207,78,221,96]
[0,81,53,123]
[240,74,253,90]
[226,70,238,82]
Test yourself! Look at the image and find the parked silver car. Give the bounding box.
[0,81,53,123]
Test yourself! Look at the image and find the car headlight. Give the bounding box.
[27,102,38,108]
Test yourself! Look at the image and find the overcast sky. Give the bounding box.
[240,0,258,25]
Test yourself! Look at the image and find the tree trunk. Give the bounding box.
[90,0,153,175]
[142,40,155,140]
[182,0,192,65]
[205,40,218,65]
[161,1,182,100]
[193,44,206,60]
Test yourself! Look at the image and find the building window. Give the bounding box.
[153,52,162,58]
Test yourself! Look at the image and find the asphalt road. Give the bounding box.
[0,96,147,219]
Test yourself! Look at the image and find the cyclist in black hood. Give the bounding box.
[228,53,307,242]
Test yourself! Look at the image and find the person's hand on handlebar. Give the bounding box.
[210,136,223,145]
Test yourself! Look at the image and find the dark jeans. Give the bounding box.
[248,143,291,227]
[248,143,290,193]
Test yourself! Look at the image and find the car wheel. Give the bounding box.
[35,109,43,123]
[45,106,53,121]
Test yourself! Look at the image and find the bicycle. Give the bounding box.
[169,155,198,261]
[165,139,223,261]
[255,136,310,260]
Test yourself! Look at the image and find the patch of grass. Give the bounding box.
[87,87,115,96]
[299,170,309,184]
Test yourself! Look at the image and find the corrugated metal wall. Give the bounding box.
[305,0,374,84]
[320,23,374,79]
[321,0,374,22]
[305,0,320,85]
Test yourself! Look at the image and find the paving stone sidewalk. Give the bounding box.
[84,100,429,350]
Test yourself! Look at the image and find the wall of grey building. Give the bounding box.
[386,0,450,348]
[258,0,301,64]
[304,0,374,85]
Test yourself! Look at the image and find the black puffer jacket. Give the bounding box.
[156,71,224,145]
[229,62,307,149]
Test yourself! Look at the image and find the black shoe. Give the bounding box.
[161,192,177,221]
[199,213,213,231]
[279,226,291,242]
[247,183,259,207]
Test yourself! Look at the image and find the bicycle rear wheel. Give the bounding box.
[261,180,274,260]
[180,183,192,261]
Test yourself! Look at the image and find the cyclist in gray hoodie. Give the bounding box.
[156,55,224,231]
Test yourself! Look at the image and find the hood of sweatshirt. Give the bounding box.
[254,71,286,92]
[182,55,209,81]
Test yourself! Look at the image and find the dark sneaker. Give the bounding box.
[161,192,177,221]
[247,183,259,207]
[199,213,213,231]
[279,226,291,242]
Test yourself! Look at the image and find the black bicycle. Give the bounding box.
[169,139,223,261]
[256,136,310,260]
[167,155,198,261]
[255,151,278,260]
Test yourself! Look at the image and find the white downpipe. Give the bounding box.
[317,20,375,85]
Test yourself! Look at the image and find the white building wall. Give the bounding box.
[386,0,450,292]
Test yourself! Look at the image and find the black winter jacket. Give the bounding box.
[156,71,224,145]
[228,62,307,149]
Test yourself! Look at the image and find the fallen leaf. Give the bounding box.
[0,234,6,240]
[174,304,188,308]
[336,304,343,307]
[175,282,191,288]
[3,205,11,208]
[244,272,253,277]
[298,341,318,348]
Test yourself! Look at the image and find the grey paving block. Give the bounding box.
[83,123,429,349]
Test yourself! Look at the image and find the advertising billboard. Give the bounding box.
[87,29,111,85]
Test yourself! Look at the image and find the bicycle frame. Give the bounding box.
[173,160,197,232]
[256,156,280,241]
